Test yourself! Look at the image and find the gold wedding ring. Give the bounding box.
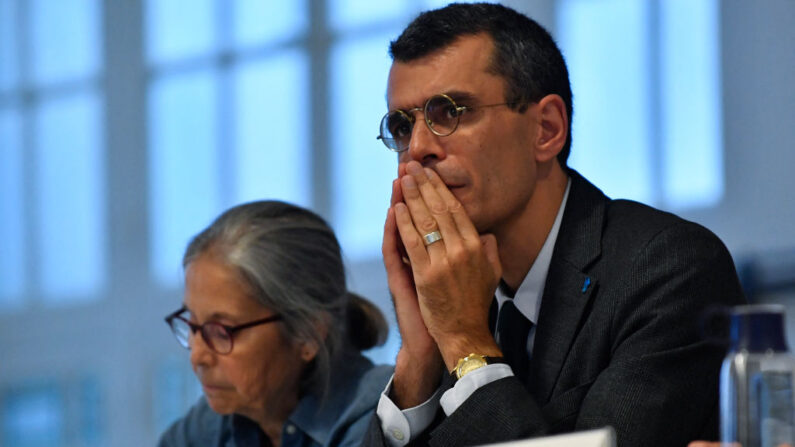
[423,230,443,246]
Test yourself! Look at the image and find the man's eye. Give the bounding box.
[390,119,412,138]
[445,105,463,119]
[397,122,412,137]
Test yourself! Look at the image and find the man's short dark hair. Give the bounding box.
[390,2,574,167]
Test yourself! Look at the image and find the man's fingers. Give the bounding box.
[391,178,403,207]
[394,202,430,268]
[400,168,451,259]
[383,207,426,335]
[424,166,479,240]
[403,162,465,254]
[382,207,403,268]
[400,174,437,233]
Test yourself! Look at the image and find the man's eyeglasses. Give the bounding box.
[377,93,515,152]
[164,307,282,355]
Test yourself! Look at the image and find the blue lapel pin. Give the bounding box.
[581,277,591,293]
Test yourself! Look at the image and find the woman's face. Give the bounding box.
[183,253,316,422]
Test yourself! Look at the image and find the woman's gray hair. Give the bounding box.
[182,200,387,395]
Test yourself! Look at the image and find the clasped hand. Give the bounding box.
[383,161,502,393]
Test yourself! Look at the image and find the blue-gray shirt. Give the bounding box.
[159,354,392,447]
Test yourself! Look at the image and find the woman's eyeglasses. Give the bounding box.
[164,307,282,355]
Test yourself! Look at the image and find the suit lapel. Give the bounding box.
[529,170,607,403]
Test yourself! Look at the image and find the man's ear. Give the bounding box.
[533,94,568,163]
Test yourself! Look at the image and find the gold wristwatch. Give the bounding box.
[450,353,506,382]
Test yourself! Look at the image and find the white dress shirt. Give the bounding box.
[377,181,571,446]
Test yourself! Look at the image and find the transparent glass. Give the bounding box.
[0,0,19,91]
[35,91,105,300]
[557,0,653,204]
[148,69,219,285]
[30,0,101,85]
[660,0,723,208]
[1,382,64,446]
[145,0,215,64]
[721,304,795,447]
[232,0,306,47]
[557,0,723,209]
[0,108,25,305]
[330,33,397,261]
[232,50,310,207]
[327,0,407,30]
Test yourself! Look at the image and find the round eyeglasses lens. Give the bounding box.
[202,323,233,354]
[169,318,191,349]
[380,110,413,152]
[424,95,461,136]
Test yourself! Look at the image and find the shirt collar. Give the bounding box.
[228,353,374,446]
[286,352,373,445]
[496,179,571,324]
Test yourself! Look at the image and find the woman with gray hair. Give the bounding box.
[158,200,392,447]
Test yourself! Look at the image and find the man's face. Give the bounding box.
[386,34,540,234]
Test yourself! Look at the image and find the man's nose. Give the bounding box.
[404,119,446,165]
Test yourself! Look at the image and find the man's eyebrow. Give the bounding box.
[391,91,478,111]
[444,91,477,102]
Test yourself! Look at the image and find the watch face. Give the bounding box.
[458,355,487,378]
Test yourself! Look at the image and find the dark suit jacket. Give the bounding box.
[364,170,745,447]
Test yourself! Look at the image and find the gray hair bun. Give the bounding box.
[346,292,388,350]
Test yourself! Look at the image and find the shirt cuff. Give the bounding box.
[376,374,443,447]
[439,363,514,415]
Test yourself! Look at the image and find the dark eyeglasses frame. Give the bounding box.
[164,306,283,355]
[376,93,517,153]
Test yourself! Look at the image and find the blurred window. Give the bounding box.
[1,378,102,447]
[145,0,311,286]
[330,34,399,260]
[151,359,202,435]
[0,0,104,307]
[2,383,64,447]
[558,0,723,209]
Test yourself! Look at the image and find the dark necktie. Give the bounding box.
[497,299,533,380]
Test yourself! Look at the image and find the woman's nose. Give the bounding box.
[189,331,215,367]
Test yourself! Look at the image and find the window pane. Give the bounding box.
[232,0,307,47]
[331,35,398,260]
[30,0,101,85]
[34,91,105,301]
[233,51,310,206]
[557,0,653,203]
[149,70,220,285]
[328,0,409,30]
[661,0,723,208]
[152,358,201,435]
[2,383,64,447]
[71,377,103,446]
[0,0,18,91]
[423,0,480,9]
[146,0,216,64]
[0,108,25,306]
